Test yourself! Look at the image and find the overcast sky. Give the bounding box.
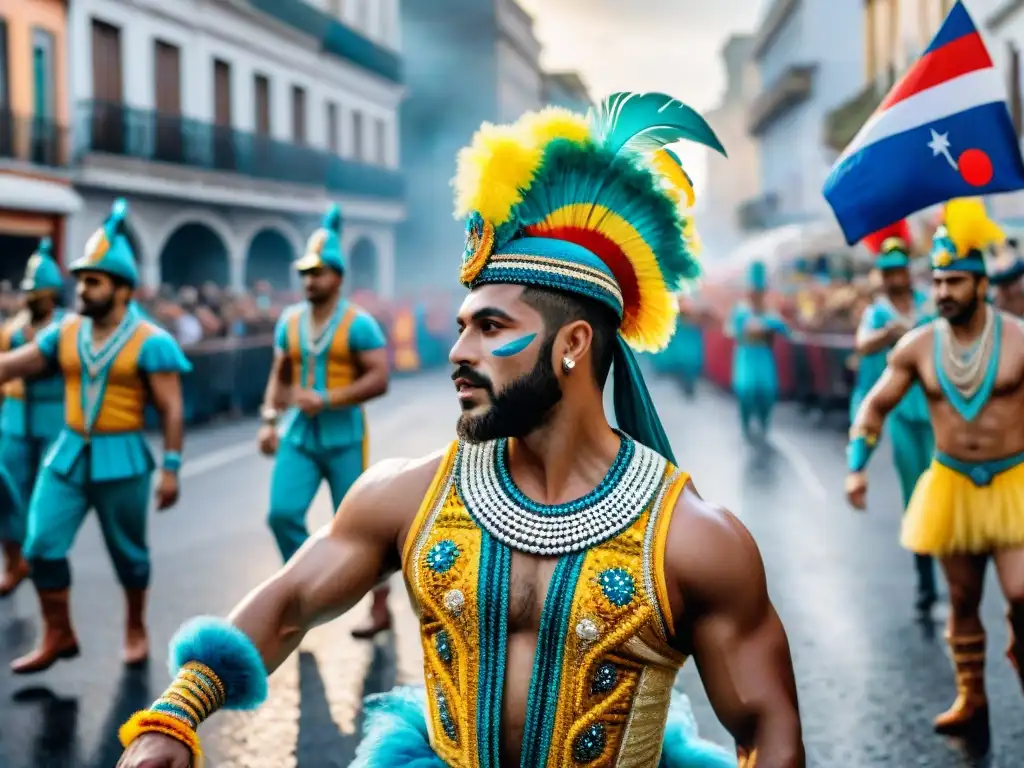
[517,0,767,192]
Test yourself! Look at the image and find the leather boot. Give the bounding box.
[10,588,80,674]
[351,585,392,640]
[933,633,990,743]
[0,541,29,597]
[123,588,149,666]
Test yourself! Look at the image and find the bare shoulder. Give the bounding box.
[890,322,933,368]
[662,481,768,646]
[330,446,451,547]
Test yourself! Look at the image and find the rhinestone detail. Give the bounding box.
[591,662,617,694]
[576,617,599,643]
[426,539,461,574]
[572,722,606,763]
[457,438,667,556]
[597,567,635,607]
[434,684,458,741]
[435,630,452,663]
[443,589,465,616]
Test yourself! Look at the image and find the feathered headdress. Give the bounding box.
[453,92,726,461]
[863,219,912,271]
[931,198,1004,274]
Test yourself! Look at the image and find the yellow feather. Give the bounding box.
[650,150,696,208]
[944,197,1005,256]
[452,123,544,225]
[517,107,591,147]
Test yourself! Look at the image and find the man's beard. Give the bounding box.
[305,287,334,306]
[455,336,563,443]
[939,294,979,326]
[78,293,115,319]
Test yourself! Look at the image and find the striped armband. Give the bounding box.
[162,451,182,473]
[847,428,879,473]
[119,617,269,760]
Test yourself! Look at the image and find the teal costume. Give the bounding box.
[854,254,937,605]
[0,239,65,548]
[268,205,387,562]
[22,200,192,591]
[728,262,788,437]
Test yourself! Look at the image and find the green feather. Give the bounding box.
[591,92,727,158]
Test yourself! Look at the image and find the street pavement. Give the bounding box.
[0,369,1022,767]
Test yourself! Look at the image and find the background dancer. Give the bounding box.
[256,204,391,638]
[0,239,65,597]
[847,198,1024,751]
[852,230,937,613]
[0,199,191,674]
[727,260,788,441]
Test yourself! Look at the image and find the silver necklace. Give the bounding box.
[456,438,667,556]
[937,305,996,400]
[301,303,341,358]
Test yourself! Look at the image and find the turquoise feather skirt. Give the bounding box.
[350,685,737,767]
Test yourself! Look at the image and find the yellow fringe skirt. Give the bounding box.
[901,452,1024,556]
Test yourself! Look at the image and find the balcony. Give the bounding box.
[748,64,816,136]
[247,0,401,83]
[0,110,69,169]
[75,100,403,200]
[824,72,894,153]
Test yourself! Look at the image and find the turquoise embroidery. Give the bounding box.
[297,302,344,389]
[597,567,635,607]
[591,662,617,694]
[494,434,633,517]
[572,722,607,763]
[426,540,461,574]
[492,333,536,357]
[435,629,452,663]
[77,312,141,433]
[434,683,458,741]
[935,449,1024,487]
[933,313,1001,422]
[475,532,511,768]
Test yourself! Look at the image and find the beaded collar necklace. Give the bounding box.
[457,433,667,556]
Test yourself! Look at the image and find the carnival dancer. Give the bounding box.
[0,199,191,674]
[653,294,709,398]
[852,229,937,613]
[117,95,803,768]
[727,260,788,440]
[256,204,391,638]
[0,239,65,597]
[847,198,1024,748]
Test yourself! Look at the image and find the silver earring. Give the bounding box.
[562,356,575,373]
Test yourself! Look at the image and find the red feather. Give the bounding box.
[861,219,911,254]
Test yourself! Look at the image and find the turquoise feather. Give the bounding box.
[591,92,727,158]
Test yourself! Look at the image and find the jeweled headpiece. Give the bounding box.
[863,219,913,271]
[931,198,1004,275]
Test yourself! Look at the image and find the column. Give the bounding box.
[375,227,396,300]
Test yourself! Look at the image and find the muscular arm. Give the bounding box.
[226,453,439,673]
[148,372,184,455]
[262,350,293,411]
[672,486,803,767]
[854,324,895,356]
[851,330,921,435]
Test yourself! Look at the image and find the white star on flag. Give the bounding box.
[928,129,959,170]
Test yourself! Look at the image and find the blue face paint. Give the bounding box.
[492,333,536,357]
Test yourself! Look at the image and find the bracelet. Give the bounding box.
[847,432,878,473]
[162,451,182,473]
[118,661,224,759]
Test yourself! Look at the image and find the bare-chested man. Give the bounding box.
[116,96,802,768]
[846,205,1024,749]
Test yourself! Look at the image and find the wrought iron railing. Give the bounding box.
[0,110,68,167]
[76,100,403,199]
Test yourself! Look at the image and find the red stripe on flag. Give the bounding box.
[880,32,993,110]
